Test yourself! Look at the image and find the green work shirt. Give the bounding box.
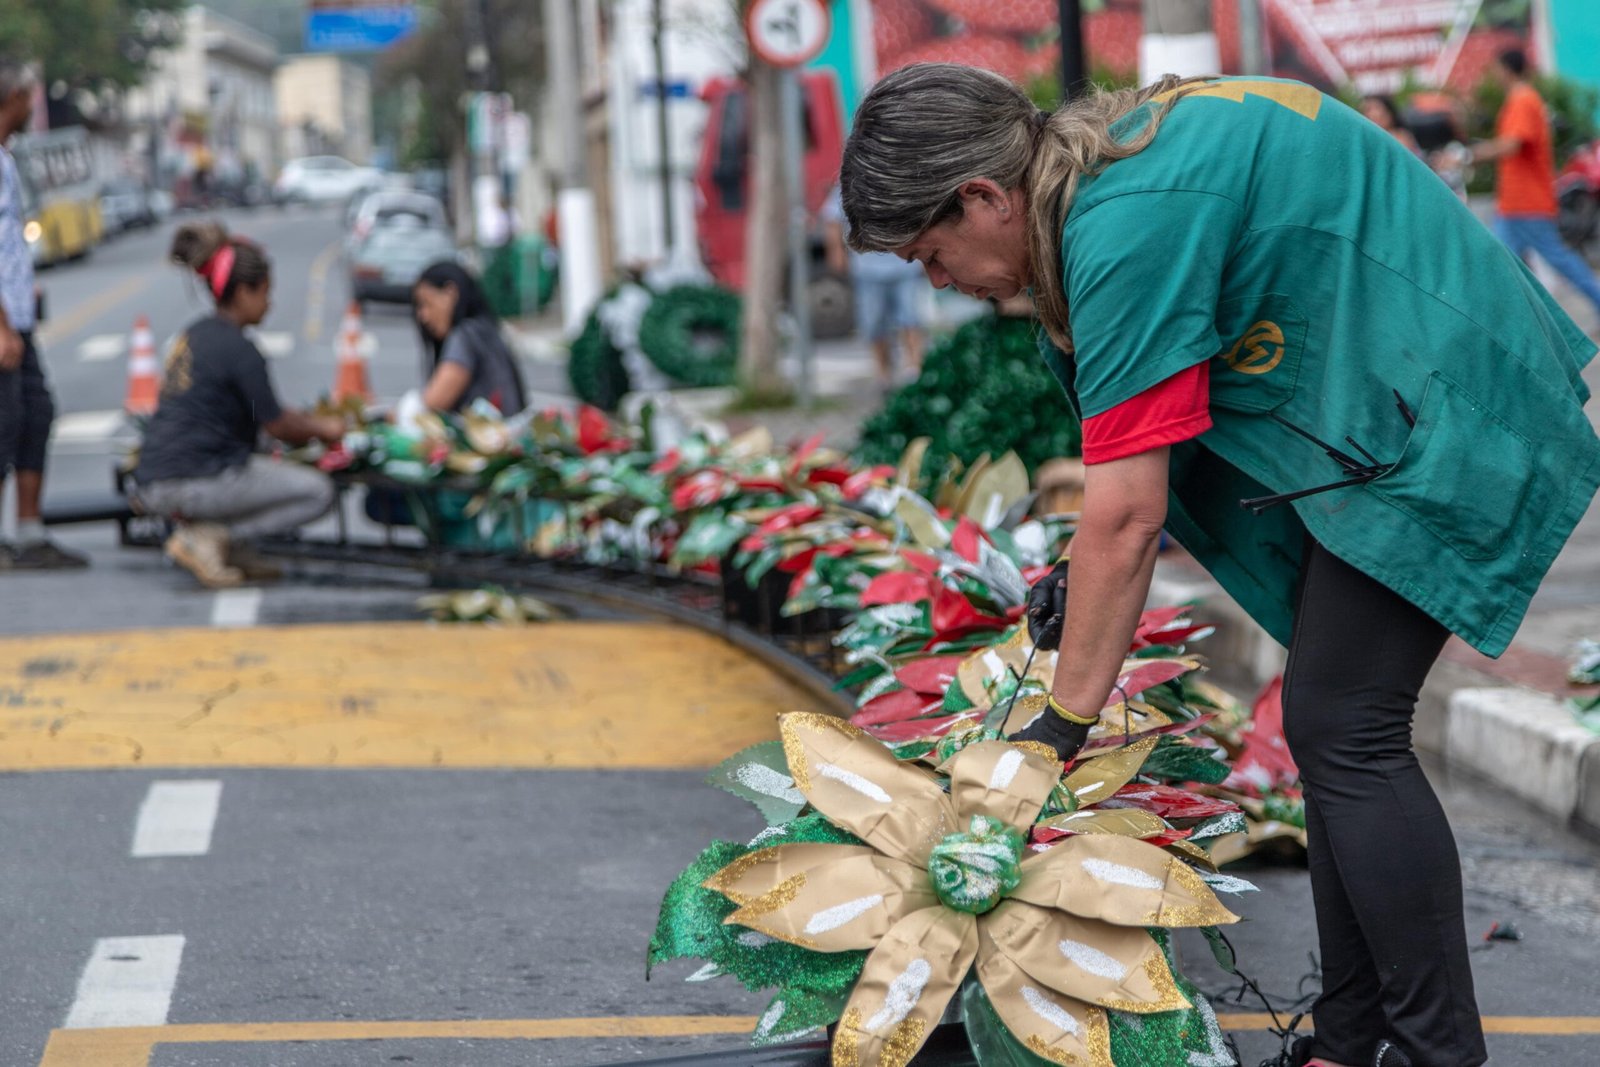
[1042,77,1600,656]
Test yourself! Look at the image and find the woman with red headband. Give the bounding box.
[132,222,346,587]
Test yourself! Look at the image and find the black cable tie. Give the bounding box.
[1394,388,1417,428]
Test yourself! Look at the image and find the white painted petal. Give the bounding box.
[988,748,1025,790]
[1081,857,1164,890]
[819,762,892,803]
[804,894,884,935]
[737,931,775,948]
[865,958,931,1030]
[733,763,805,804]
[1057,939,1127,981]
[1021,985,1081,1035]
[685,962,723,982]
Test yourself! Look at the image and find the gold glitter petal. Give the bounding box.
[778,711,862,792]
[1011,739,1063,763]
[1025,1034,1076,1065]
[833,1008,863,1067]
[1094,952,1192,1015]
[879,1018,928,1067]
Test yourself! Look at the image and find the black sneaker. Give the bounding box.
[1372,1041,1413,1067]
[10,540,91,570]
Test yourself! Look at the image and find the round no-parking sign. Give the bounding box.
[745,0,830,68]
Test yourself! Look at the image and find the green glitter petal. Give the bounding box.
[927,814,1024,915]
[751,985,851,1047]
[648,815,867,998]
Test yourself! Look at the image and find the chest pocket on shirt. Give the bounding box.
[1207,294,1306,414]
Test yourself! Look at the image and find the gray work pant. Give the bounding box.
[135,457,336,540]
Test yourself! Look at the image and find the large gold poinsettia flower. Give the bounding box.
[703,712,1239,1067]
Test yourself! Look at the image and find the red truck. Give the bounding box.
[692,70,853,337]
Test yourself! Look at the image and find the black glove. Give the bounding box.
[1025,558,1070,651]
[1008,701,1096,762]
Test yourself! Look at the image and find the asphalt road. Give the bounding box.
[0,215,1596,1066]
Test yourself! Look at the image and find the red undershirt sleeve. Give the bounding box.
[1079,362,1212,465]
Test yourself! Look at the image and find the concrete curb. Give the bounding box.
[1147,556,1600,837]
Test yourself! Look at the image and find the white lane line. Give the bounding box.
[78,333,128,363]
[250,330,295,359]
[210,588,262,629]
[52,410,129,441]
[64,935,185,1029]
[131,781,223,858]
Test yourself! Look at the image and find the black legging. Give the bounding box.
[1283,541,1487,1067]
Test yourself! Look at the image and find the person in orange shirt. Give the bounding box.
[1473,47,1600,322]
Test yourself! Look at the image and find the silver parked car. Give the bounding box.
[348,217,460,306]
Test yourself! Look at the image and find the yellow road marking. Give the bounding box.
[36,273,153,347]
[38,1015,762,1067]
[39,1013,1600,1066]
[302,238,341,343]
[0,621,820,770]
[1215,1013,1600,1034]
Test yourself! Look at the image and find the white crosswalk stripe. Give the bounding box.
[77,334,128,363]
[63,935,185,1029]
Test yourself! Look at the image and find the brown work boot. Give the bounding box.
[227,543,283,582]
[165,523,243,588]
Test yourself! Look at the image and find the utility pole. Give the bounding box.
[1139,0,1219,83]
[651,0,675,255]
[779,69,813,406]
[1057,0,1086,101]
[545,0,603,332]
[464,0,496,241]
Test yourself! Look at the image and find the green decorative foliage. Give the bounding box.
[1138,737,1232,786]
[649,815,867,997]
[567,302,630,412]
[705,741,807,826]
[639,284,743,388]
[858,313,1082,481]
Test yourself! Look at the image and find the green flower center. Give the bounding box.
[927,814,1025,915]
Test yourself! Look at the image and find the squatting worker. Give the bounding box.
[132,223,345,588]
[840,68,1599,1067]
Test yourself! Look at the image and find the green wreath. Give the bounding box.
[638,284,741,388]
[566,296,630,412]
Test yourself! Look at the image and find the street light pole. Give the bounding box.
[1058,0,1086,101]
[651,0,675,256]
[779,69,813,407]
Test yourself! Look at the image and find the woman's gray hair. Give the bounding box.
[840,63,1204,350]
[0,58,36,100]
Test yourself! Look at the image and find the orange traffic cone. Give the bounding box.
[124,314,160,416]
[332,301,372,404]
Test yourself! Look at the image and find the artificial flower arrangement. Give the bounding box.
[650,710,1254,1066]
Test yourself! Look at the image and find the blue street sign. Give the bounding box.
[305,5,419,53]
[638,80,692,100]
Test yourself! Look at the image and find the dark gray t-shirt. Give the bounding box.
[135,316,284,484]
[440,317,524,414]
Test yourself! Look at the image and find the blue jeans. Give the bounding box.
[1493,213,1600,317]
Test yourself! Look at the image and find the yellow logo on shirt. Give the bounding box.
[1224,320,1285,374]
[164,334,193,394]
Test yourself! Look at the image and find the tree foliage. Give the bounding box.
[376,0,546,161]
[0,0,187,92]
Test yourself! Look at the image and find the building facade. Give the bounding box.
[275,54,374,165]
[124,5,280,187]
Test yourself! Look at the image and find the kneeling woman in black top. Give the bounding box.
[133,223,347,587]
